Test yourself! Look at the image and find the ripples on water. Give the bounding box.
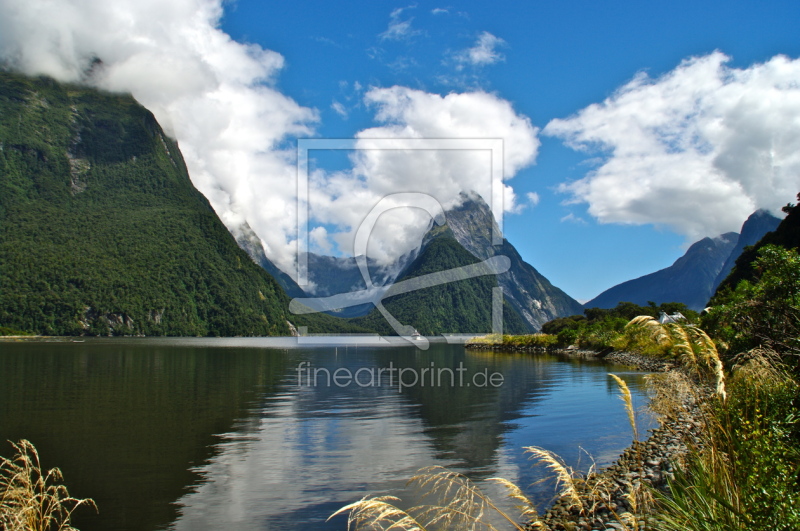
[0,338,654,530]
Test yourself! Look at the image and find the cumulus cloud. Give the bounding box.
[545,52,800,241]
[0,0,539,277]
[0,0,318,276]
[527,192,540,207]
[308,87,540,264]
[456,31,506,68]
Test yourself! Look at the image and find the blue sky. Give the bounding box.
[216,0,800,301]
[2,0,800,302]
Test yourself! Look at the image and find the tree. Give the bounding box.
[703,245,800,360]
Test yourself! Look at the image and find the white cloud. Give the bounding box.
[0,1,539,276]
[379,6,421,41]
[308,87,540,264]
[545,52,800,241]
[331,100,348,118]
[456,31,506,68]
[309,226,333,253]
[560,213,587,225]
[526,191,540,207]
[431,7,449,15]
[0,0,317,276]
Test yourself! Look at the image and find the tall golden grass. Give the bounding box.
[0,439,96,531]
[329,465,540,530]
[625,317,726,400]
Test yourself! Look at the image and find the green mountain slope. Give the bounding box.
[353,225,528,335]
[0,72,350,336]
[713,198,800,298]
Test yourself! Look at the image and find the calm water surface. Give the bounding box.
[0,338,655,530]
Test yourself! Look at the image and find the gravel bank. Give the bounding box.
[463,343,701,530]
[526,392,704,531]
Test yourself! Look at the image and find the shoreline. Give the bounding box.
[464,343,697,530]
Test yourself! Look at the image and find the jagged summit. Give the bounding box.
[442,192,584,331]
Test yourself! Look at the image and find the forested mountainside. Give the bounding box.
[0,71,357,336]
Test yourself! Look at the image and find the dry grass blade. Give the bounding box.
[644,371,697,422]
[685,326,727,400]
[331,466,534,531]
[486,477,539,522]
[328,495,427,531]
[609,374,638,442]
[524,446,582,510]
[626,316,670,345]
[0,439,97,531]
[408,466,528,531]
[670,325,697,368]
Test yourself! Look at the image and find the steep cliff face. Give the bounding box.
[586,233,739,311]
[444,193,584,331]
[714,199,800,297]
[711,209,782,292]
[0,72,295,335]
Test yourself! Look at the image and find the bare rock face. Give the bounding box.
[443,193,584,332]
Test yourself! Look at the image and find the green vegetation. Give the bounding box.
[703,244,800,358]
[353,230,529,335]
[0,327,33,336]
[539,301,699,351]
[656,352,800,530]
[466,333,558,349]
[0,71,364,336]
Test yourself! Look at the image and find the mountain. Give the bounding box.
[0,71,356,336]
[444,193,584,331]
[344,194,579,334]
[352,224,530,335]
[710,209,782,293]
[585,233,739,311]
[234,222,305,299]
[714,198,800,296]
[259,192,580,332]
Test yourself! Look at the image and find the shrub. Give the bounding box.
[656,351,800,530]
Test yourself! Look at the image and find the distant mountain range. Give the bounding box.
[586,210,782,311]
[711,209,782,292]
[714,201,800,297]
[270,192,583,334]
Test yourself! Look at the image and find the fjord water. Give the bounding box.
[0,339,653,530]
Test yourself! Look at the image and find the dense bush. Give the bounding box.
[704,245,800,361]
[541,301,698,351]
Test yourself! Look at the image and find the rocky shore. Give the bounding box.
[527,397,703,531]
[464,343,702,531]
